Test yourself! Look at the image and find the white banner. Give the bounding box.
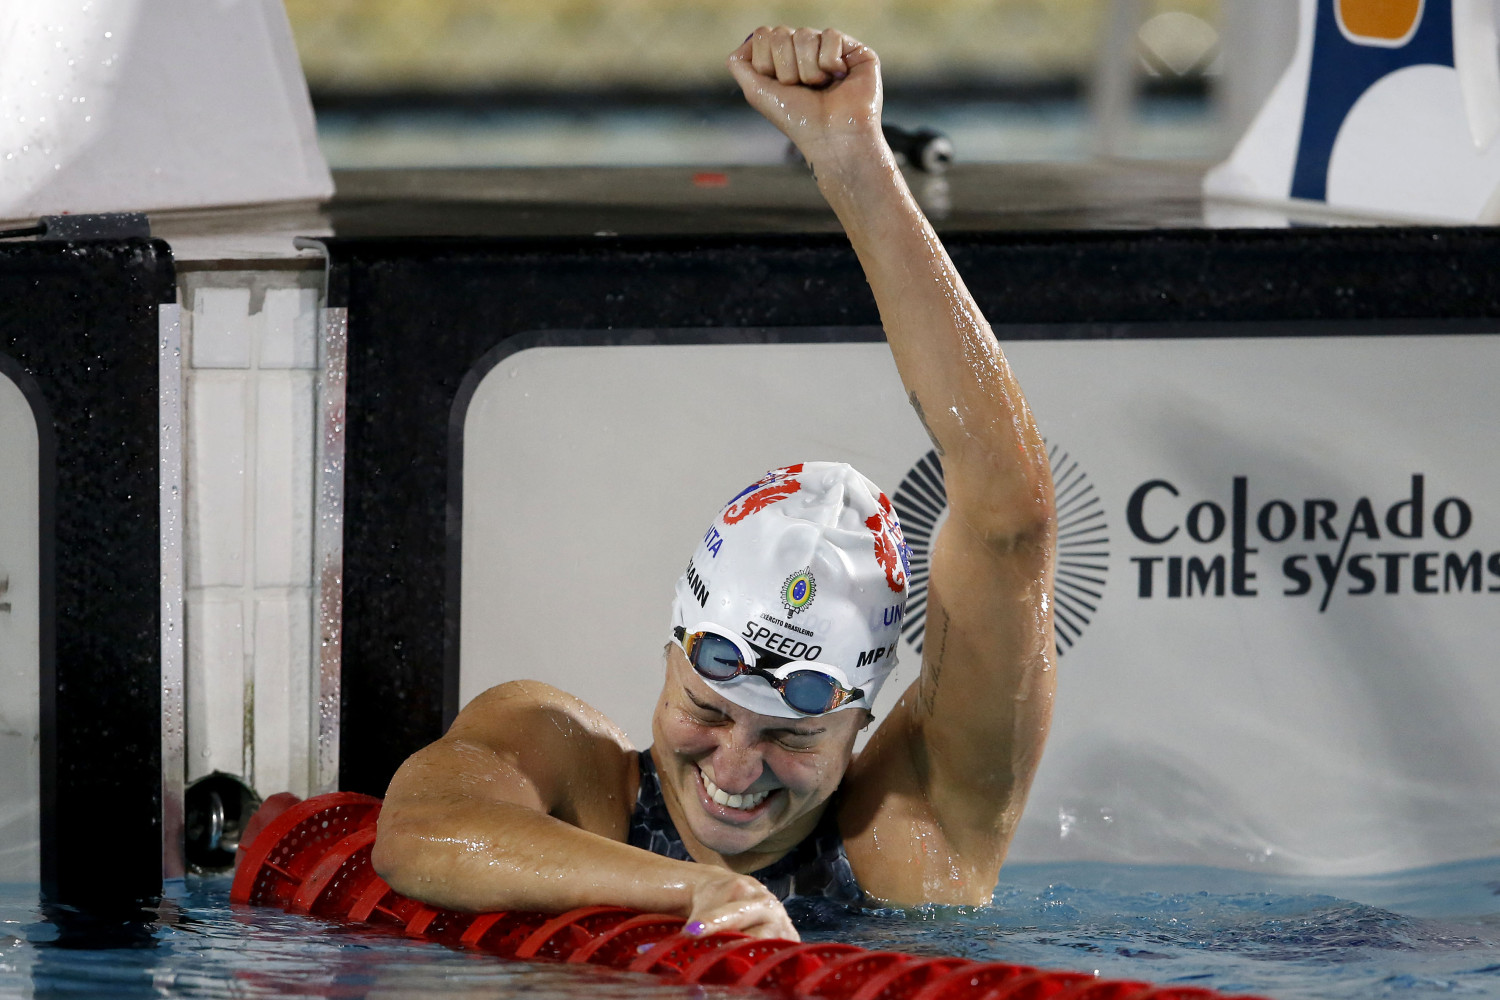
[461,331,1500,876]
[0,368,40,882]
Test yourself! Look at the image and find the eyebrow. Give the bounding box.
[685,693,825,737]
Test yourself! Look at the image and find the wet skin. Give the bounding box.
[371,25,1056,938]
[650,648,868,872]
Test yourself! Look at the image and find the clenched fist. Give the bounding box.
[727,27,888,173]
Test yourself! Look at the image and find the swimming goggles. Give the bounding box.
[673,623,865,716]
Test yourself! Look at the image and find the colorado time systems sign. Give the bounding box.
[1126,475,1495,612]
[893,446,1495,658]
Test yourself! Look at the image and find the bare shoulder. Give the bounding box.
[394,679,640,839]
[836,696,963,904]
[450,679,635,752]
[835,511,1054,905]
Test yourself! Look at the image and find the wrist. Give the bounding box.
[810,136,911,220]
[803,125,892,181]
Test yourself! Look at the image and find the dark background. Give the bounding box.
[0,240,175,905]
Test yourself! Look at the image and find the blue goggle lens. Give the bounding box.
[689,631,744,681]
[779,671,841,715]
[680,627,852,715]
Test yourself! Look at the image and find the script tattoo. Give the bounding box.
[908,392,945,458]
[919,604,950,717]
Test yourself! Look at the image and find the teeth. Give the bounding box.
[700,768,769,810]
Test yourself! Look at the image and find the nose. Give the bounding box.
[706,728,766,793]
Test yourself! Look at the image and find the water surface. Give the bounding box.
[4,858,1499,999]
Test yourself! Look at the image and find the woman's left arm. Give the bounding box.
[730,27,1057,904]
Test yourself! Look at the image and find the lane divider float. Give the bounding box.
[231,792,1272,1000]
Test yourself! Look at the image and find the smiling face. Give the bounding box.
[650,643,867,868]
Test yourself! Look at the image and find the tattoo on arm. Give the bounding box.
[919,605,950,717]
[908,392,945,458]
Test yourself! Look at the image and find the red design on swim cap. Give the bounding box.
[866,492,908,594]
[722,464,804,525]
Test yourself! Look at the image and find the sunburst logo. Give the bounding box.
[891,445,1109,657]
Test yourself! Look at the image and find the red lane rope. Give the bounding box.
[230,793,1273,1000]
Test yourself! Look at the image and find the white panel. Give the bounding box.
[1328,66,1500,223]
[254,372,314,588]
[1207,0,1500,222]
[1002,334,1500,875]
[0,369,40,881]
[187,372,248,588]
[186,596,246,782]
[259,288,319,370]
[191,288,254,369]
[462,333,1500,876]
[0,0,333,221]
[253,597,311,797]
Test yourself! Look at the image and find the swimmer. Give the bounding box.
[371,26,1056,942]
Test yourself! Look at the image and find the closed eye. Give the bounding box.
[768,726,824,749]
[685,692,730,721]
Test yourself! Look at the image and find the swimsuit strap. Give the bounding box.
[628,749,864,906]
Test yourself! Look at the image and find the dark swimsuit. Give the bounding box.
[627,750,865,910]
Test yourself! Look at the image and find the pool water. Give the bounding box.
[4,858,1499,999]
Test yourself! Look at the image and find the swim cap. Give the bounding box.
[671,462,910,718]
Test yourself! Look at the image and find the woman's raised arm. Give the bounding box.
[729,27,1057,904]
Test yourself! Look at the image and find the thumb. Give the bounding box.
[726,46,784,117]
[839,37,879,75]
[726,42,763,92]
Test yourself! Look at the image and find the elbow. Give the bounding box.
[973,506,1056,559]
[1003,506,1056,548]
[943,461,1056,552]
[370,794,469,904]
[370,813,426,899]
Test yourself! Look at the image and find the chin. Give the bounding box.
[688,812,772,858]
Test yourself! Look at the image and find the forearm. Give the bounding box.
[812,140,1053,538]
[372,796,703,915]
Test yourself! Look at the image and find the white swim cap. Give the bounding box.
[671,462,910,718]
